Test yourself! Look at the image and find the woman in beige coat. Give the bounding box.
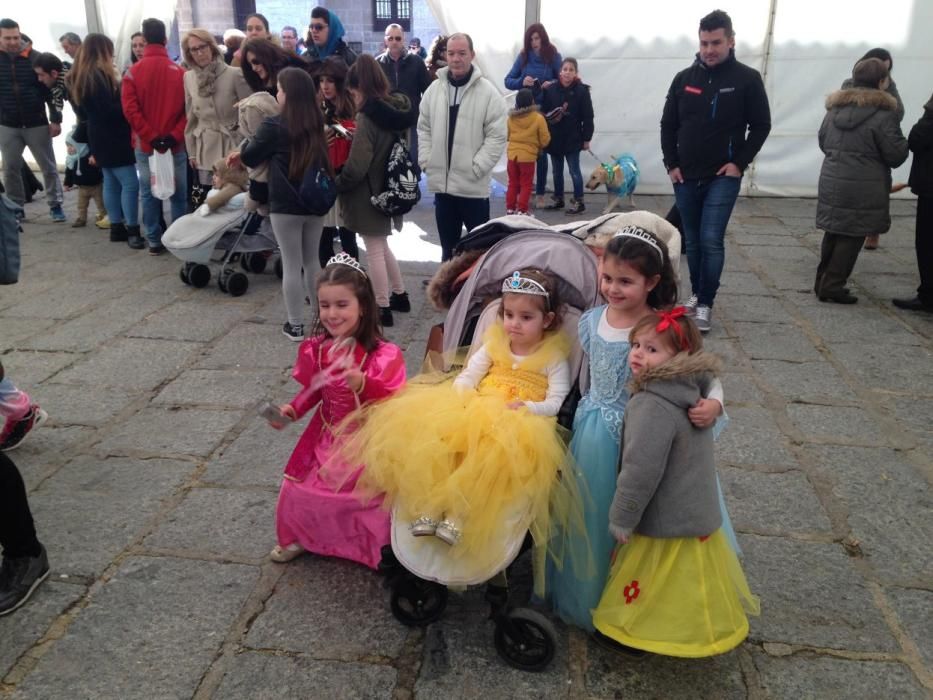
[182,29,253,194]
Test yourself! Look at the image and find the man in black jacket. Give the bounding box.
[660,9,771,332]
[376,23,431,165]
[0,18,65,222]
[893,93,933,313]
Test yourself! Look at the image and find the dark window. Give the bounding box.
[372,0,411,32]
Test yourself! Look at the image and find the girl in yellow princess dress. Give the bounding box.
[348,268,581,578]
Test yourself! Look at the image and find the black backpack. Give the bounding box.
[370,135,420,216]
[298,164,338,216]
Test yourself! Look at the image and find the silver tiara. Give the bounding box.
[501,271,549,297]
[326,252,366,277]
[614,225,664,261]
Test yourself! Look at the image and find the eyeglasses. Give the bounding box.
[310,23,326,31]
[386,36,403,41]
[189,44,210,54]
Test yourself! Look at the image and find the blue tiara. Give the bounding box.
[501,271,549,297]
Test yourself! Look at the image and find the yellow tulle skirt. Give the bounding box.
[593,530,759,658]
[342,381,590,589]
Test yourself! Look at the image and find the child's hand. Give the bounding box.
[267,404,297,430]
[64,185,73,191]
[688,398,723,429]
[88,155,97,167]
[506,400,525,411]
[344,368,364,393]
[614,532,629,545]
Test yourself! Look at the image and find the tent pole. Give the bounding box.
[84,0,102,34]
[749,0,779,195]
[524,0,540,29]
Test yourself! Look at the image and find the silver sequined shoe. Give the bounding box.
[434,519,462,546]
[409,516,438,537]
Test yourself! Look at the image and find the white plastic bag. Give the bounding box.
[149,151,175,200]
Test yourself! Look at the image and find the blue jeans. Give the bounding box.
[550,151,583,200]
[101,165,139,227]
[673,176,742,307]
[535,152,548,195]
[135,150,188,246]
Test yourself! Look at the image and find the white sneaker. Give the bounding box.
[695,305,711,333]
[681,295,699,315]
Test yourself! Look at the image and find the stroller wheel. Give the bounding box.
[493,608,557,672]
[189,264,211,288]
[274,257,283,280]
[226,271,249,297]
[180,264,191,285]
[241,253,268,274]
[390,577,447,627]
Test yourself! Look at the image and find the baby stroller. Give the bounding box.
[379,228,601,671]
[163,196,280,297]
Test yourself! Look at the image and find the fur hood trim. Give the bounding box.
[825,88,897,112]
[427,250,484,310]
[630,351,721,395]
[508,104,539,118]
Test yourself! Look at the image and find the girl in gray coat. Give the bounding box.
[815,58,909,303]
[592,310,758,658]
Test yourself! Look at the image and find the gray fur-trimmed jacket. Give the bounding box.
[816,87,909,237]
[608,352,723,541]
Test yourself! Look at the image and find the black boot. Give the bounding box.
[389,292,411,312]
[109,222,128,242]
[126,225,146,250]
[379,307,394,327]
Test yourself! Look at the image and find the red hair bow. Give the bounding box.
[655,306,690,352]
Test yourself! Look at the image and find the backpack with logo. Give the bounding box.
[0,194,23,285]
[370,135,421,216]
[297,163,338,216]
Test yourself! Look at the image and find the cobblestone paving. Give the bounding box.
[1,188,930,699]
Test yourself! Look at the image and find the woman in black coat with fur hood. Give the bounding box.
[815,58,908,304]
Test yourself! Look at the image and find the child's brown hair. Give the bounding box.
[499,267,565,331]
[630,308,703,355]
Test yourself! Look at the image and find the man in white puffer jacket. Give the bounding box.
[418,33,507,261]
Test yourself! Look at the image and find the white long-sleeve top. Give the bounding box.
[452,344,571,417]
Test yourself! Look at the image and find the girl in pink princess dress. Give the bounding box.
[265,253,406,568]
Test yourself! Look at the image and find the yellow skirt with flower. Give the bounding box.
[593,530,759,658]
[344,327,588,579]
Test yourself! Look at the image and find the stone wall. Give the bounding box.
[168,0,447,57]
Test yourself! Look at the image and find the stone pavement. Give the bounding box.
[1,187,931,700]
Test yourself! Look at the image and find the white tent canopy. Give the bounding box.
[19,0,933,197]
[428,0,933,196]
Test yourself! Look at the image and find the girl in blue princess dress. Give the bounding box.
[548,226,728,630]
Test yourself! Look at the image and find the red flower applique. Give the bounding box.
[623,580,640,604]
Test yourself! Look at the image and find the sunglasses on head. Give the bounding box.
[310,23,326,31]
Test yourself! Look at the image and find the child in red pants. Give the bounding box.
[506,88,550,215]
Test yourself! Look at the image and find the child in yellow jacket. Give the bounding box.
[507,88,551,215]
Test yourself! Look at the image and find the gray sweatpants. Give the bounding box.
[270,212,324,327]
[0,125,64,208]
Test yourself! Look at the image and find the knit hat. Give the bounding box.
[515,88,534,110]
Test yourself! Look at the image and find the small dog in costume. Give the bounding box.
[585,154,638,214]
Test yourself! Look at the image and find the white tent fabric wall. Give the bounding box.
[426,0,933,197]
[17,0,175,168]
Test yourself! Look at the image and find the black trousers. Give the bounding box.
[318,226,360,269]
[915,196,932,304]
[435,193,490,261]
[0,453,41,559]
[815,232,864,297]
